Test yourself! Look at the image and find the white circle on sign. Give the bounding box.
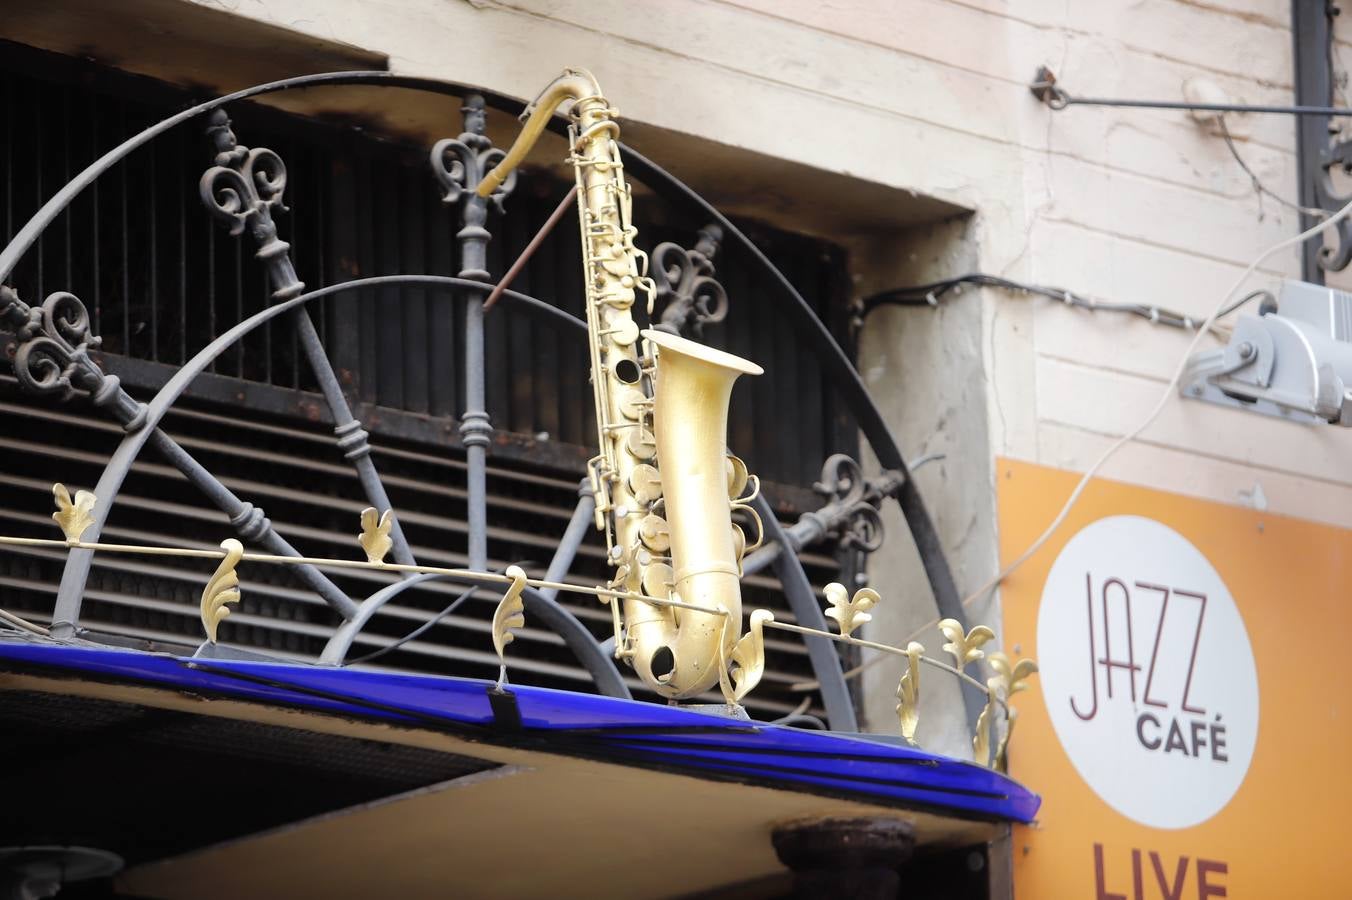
[1037,515,1258,829]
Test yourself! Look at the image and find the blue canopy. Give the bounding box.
[0,641,1039,823]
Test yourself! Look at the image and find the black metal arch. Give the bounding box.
[0,70,974,727]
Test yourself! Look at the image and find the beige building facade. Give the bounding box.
[6,0,1340,758]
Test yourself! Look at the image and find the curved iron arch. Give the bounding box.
[0,71,974,727]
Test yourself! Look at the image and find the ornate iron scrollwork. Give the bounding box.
[1317,140,1352,271]
[3,288,99,401]
[804,453,898,555]
[0,286,146,427]
[651,224,729,338]
[431,96,515,213]
[200,110,301,300]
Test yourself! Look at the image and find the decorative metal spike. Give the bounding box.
[895,641,924,746]
[491,565,529,685]
[938,618,995,670]
[358,507,394,565]
[200,539,244,644]
[51,483,96,544]
[823,582,880,638]
[718,609,774,705]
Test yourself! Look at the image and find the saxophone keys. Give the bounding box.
[624,425,656,460]
[732,523,746,562]
[726,455,750,500]
[616,386,647,420]
[599,318,640,346]
[642,562,674,599]
[628,464,663,504]
[638,513,670,553]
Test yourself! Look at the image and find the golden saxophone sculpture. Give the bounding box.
[479,69,765,700]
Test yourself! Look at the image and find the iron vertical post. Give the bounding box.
[1292,0,1334,283]
[457,95,494,572]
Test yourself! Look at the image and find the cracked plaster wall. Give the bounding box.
[847,218,996,759]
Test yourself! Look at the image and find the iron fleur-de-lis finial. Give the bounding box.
[430,94,517,213]
[199,109,289,242]
[650,224,729,338]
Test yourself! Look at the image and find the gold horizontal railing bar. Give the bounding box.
[762,619,1000,703]
[0,532,723,614]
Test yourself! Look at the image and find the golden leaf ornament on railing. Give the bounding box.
[51,483,96,544]
[986,651,1037,772]
[972,677,1000,768]
[994,708,1019,773]
[823,583,881,638]
[200,539,244,644]
[718,609,774,704]
[987,651,1038,698]
[939,618,995,670]
[895,641,924,746]
[358,507,394,565]
[491,565,529,663]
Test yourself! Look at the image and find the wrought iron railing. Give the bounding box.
[0,59,978,730]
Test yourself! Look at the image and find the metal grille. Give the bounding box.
[0,43,857,717]
[0,379,841,716]
[0,43,857,488]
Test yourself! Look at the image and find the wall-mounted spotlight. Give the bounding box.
[1182,280,1352,425]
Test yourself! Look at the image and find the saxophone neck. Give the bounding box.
[477,68,612,199]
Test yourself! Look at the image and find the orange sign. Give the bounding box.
[1000,458,1352,899]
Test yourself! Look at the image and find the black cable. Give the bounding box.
[345,585,478,666]
[860,274,1275,330]
[1219,119,1324,220]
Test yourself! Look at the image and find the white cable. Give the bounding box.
[961,194,1352,611]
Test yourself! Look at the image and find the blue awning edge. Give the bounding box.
[0,640,1040,824]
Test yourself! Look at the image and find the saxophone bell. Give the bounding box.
[629,330,762,698]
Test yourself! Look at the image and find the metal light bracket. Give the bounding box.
[1182,280,1352,425]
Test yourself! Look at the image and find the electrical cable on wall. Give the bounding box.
[795,279,1275,694]
[957,193,1352,614]
[1218,119,1327,220]
[859,273,1275,337]
[793,202,1352,693]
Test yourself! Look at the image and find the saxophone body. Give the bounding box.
[480,69,762,699]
